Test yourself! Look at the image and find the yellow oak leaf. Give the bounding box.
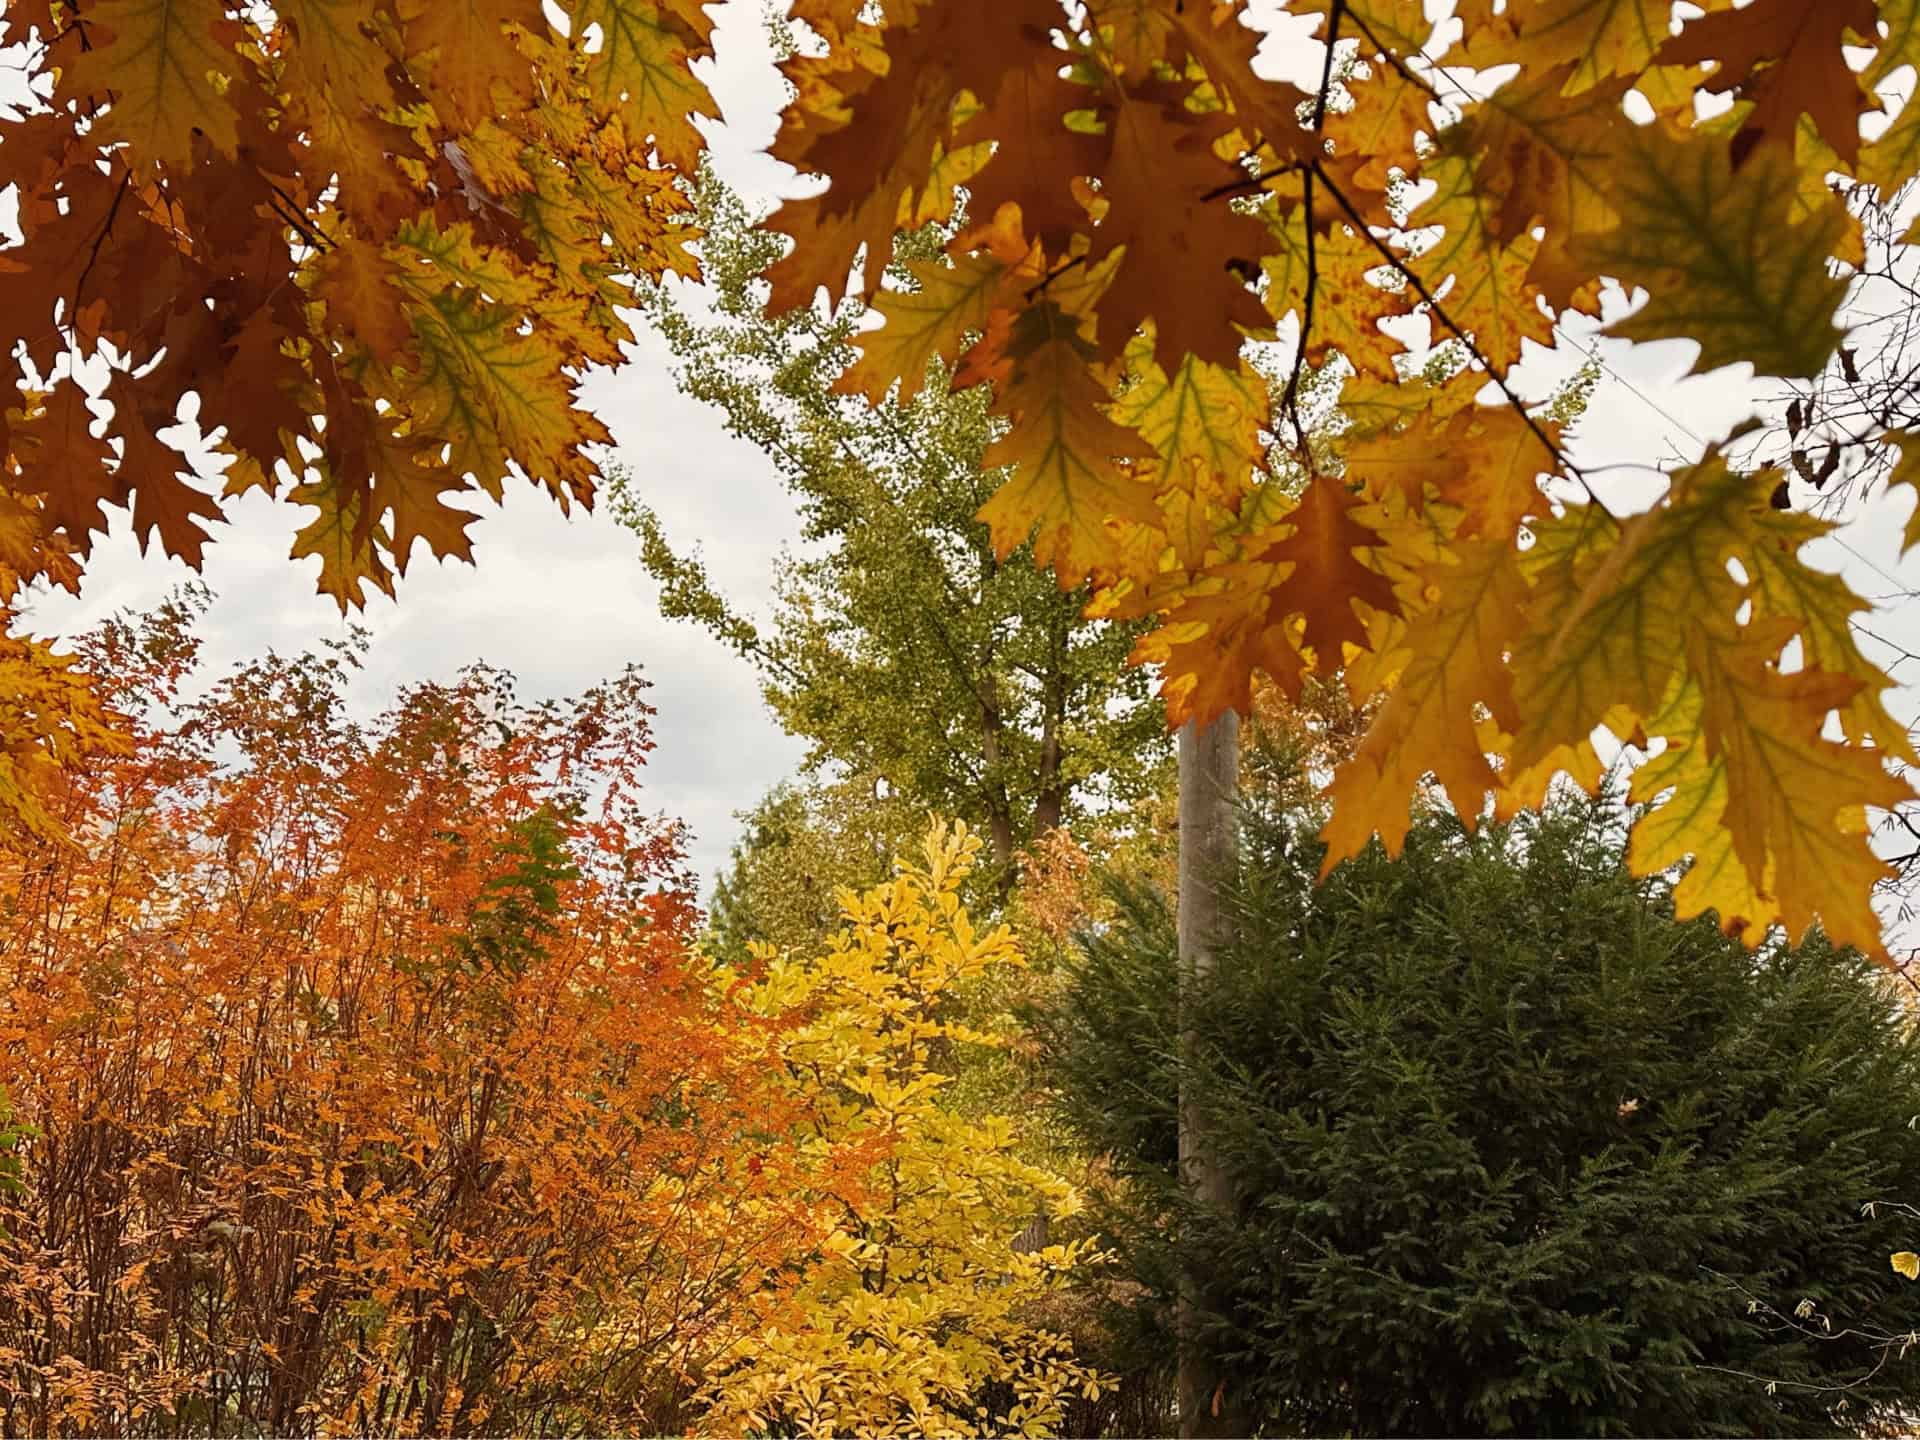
[290,469,397,609]
[273,0,398,104]
[1510,457,1758,770]
[1108,336,1266,506]
[1410,154,1558,372]
[294,88,426,232]
[1511,454,1907,954]
[1432,407,1555,541]
[1264,207,1405,382]
[516,157,622,297]
[1336,368,1489,456]
[1353,404,1555,542]
[902,137,995,228]
[1869,0,1920,89]
[1626,675,1778,942]
[570,0,717,170]
[1165,4,1316,169]
[977,317,1160,588]
[838,217,1035,403]
[1741,503,1916,762]
[383,219,597,500]
[1464,0,1732,96]
[1343,410,1461,515]
[1322,539,1528,869]
[1085,0,1175,77]
[314,237,417,368]
[1692,621,1906,958]
[1142,568,1311,726]
[1478,702,1638,824]
[1323,60,1433,196]
[396,0,547,129]
[1443,61,1628,247]
[1859,91,1920,203]
[1884,430,1920,555]
[1441,63,1628,310]
[57,0,243,175]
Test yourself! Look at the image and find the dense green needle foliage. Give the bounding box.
[1041,794,1920,1437]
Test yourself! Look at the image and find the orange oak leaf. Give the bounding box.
[1657,0,1878,165]
[1255,478,1400,665]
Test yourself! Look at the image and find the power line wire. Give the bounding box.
[1373,23,1920,603]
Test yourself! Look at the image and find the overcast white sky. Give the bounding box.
[10,2,1920,921]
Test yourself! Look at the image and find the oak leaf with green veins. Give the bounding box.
[761,0,1920,959]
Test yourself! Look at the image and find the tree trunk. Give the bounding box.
[977,694,1018,877]
[1031,619,1069,838]
[1032,696,1065,839]
[1177,712,1246,1439]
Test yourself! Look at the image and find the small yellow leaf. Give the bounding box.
[1891,1251,1919,1280]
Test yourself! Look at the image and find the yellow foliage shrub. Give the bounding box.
[699,820,1108,1438]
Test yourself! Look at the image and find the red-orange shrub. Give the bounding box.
[0,595,823,1437]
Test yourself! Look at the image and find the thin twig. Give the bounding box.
[1201,160,1306,204]
[1311,157,1611,516]
[1280,168,1318,449]
[1024,253,1084,302]
[266,185,330,256]
[1310,1,1347,133]
[1341,7,1448,109]
[1274,0,1346,465]
[73,169,131,321]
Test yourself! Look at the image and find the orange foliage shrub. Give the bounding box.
[0,594,825,1437]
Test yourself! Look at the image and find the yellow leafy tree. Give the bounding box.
[700,820,1107,1439]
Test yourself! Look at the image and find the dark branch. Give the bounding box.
[1273,0,1346,466]
[1311,158,1610,517]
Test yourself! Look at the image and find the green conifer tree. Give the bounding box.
[1042,792,1920,1436]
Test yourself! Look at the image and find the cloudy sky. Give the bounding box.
[13,2,1920,919]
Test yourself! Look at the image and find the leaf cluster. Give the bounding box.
[0,597,838,1437]
[0,0,711,607]
[761,0,1920,957]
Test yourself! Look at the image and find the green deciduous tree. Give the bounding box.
[616,179,1167,880]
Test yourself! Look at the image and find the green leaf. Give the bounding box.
[1573,125,1850,379]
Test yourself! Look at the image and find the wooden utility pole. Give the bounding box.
[1177,711,1244,1439]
